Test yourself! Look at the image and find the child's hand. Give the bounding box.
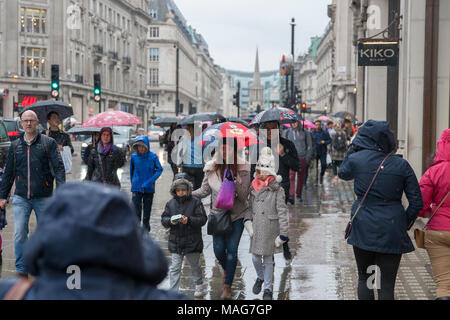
[181,216,188,224]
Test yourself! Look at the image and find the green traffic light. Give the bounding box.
[94,89,100,95]
[52,82,59,89]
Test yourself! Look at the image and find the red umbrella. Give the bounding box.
[81,110,143,127]
[199,122,258,149]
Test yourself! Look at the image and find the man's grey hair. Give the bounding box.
[20,110,38,120]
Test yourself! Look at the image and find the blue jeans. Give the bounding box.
[213,218,244,285]
[13,195,47,274]
[132,192,154,230]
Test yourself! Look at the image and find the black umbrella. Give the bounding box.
[178,112,225,126]
[20,100,73,126]
[224,117,249,127]
[153,117,180,127]
[67,126,119,135]
[332,111,355,120]
[249,107,298,127]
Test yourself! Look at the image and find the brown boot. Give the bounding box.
[221,284,232,300]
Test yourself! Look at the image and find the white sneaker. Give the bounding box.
[194,284,205,298]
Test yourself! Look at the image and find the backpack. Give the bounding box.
[332,133,347,151]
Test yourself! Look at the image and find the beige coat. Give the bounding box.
[192,158,250,222]
[245,177,289,256]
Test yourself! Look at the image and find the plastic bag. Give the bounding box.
[326,153,332,166]
[60,146,72,174]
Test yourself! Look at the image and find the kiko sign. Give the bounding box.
[358,42,399,66]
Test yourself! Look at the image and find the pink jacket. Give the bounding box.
[419,129,450,231]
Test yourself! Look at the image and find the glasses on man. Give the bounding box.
[21,119,38,124]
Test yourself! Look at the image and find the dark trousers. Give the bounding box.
[316,153,327,177]
[132,192,154,230]
[213,218,244,285]
[182,167,204,190]
[353,246,402,300]
[332,160,343,176]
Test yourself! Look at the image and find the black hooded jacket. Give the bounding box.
[161,178,207,255]
[0,182,186,299]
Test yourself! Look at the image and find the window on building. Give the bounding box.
[149,48,159,62]
[99,3,103,18]
[149,9,158,19]
[149,93,159,107]
[91,0,96,13]
[20,7,47,34]
[108,8,112,21]
[148,27,159,38]
[149,68,159,87]
[20,47,47,78]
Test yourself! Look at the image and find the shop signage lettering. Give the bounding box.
[358,42,398,66]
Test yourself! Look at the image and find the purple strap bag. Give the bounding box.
[214,167,235,211]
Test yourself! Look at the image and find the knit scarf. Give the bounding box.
[252,176,275,194]
[97,142,112,155]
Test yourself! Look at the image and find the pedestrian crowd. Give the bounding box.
[0,109,448,301]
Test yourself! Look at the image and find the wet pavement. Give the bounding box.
[0,142,437,300]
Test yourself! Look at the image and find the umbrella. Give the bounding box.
[200,122,259,149]
[63,117,78,126]
[249,107,298,126]
[178,112,225,126]
[81,110,143,127]
[20,100,73,126]
[317,115,332,122]
[283,120,316,129]
[153,117,180,127]
[225,117,249,127]
[332,111,355,120]
[67,126,119,135]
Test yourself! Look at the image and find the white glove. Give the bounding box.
[275,236,286,248]
[244,220,254,238]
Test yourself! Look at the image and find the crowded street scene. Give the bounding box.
[0,0,449,307]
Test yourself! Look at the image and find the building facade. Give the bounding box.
[315,21,334,116]
[0,0,152,128]
[146,0,222,117]
[296,37,320,113]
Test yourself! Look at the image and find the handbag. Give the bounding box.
[345,151,393,240]
[414,190,450,249]
[207,210,232,236]
[214,166,235,211]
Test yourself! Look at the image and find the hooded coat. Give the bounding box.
[245,175,289,256]
[161,178,207,255]
[418,129,450,231]
[85,129,124,187]
[0,182,186,300]
[338,120,423,254]
[130,136,163,193]
[192,157,251,222]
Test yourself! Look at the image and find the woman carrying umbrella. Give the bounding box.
[85,127,125,188]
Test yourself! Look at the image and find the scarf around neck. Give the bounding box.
[98,142,112,155]
[252,175,275,194]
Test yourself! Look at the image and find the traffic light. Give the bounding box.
[233,94,238,106]
[295,88,302,104]
[301,103,307,112]
[51,64,60,98]
[13,97,19,113]
[93,74,101,102]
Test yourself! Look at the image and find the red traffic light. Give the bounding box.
[301,103,307,110]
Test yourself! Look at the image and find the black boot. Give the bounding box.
[320,175,324,185]
[0,250,2,265]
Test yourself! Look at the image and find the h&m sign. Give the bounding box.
[358,42,399,66]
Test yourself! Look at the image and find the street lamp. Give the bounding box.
[174,43,180,116]
[324,105,328,115]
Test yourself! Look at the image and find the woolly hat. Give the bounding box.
[255,147,278,177]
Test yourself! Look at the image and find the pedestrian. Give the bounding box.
[0,110,65,277]
[418,129,450,300]
[312,120,331,184]
[343,119,356,141]
[338,120,423,300]
[282,120,312,203]
[0,168,8,266]
[326,121,335,136]
[0,182,187,300]
[161,173,207,298]
[303,128,315,189]
[130,135,163,232]
[192,137,250,300]
[330,123,348,181]
[82,132,100,165]
[42,111,74,155]
[250,120,299,204]
[179,123,205,190]
[85,127,125,188]
[245,147,289,300]
[166,124,179,177]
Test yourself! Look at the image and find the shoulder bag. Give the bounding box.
[414,190,450,249]
[344,151,393,240]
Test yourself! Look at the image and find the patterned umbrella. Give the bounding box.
[200,122,259,149]
[81,110,143,127]
[249,107,298,126]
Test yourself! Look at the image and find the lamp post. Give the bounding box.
[324,105,328,115]
[290,18,296,108]
[174,43,180,116]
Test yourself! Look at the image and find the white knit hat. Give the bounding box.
[255,147,278,177]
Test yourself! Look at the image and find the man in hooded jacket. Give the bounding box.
[0,182,186,300]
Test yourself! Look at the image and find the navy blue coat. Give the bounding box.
[338,120,423,254]
[312,129,331,156]
[0,182,186,300]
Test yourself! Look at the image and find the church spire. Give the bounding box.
[253,48,261,86]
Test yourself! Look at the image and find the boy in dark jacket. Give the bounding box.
[130,136,163,232]
[161,173,207,298]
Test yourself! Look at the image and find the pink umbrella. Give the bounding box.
[81,110,143,127]
[301,120,316,129]
[317,115,332,122]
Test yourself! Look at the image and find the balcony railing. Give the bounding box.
[74,75,83,84]
[93,45,103,55]
[108,51,119,61]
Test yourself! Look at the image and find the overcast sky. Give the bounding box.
[175,0,331,72]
